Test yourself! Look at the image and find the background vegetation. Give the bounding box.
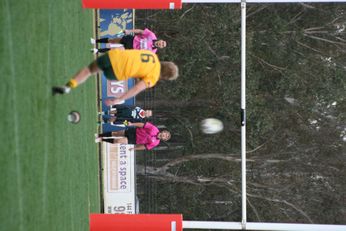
[135,3,346,225]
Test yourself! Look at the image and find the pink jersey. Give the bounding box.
[133,28,158,53]
[135,122,160,150]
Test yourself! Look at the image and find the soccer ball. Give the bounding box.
[67,111,81,124]
[200,118,224,134]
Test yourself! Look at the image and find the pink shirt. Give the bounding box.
[135,122,160,150]
[133,28,158,53]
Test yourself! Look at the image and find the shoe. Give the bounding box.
[95,137,102,143]
[91,48,98,54]
[98,111,105,115]
[90,38,96,44]
[52,86,71,95]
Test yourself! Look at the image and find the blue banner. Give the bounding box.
[99,9,135,131]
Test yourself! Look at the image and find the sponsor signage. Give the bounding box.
[106,79,128,98]
[99,9,135,132]
[103,143,136,214]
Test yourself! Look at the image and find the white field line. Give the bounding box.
[5,0,24,230]
[90,8,98,213]
[42,0,53,220]
[65,115,74,229]
[69,180,76,231]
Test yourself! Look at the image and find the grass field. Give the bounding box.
[0,1,100,230]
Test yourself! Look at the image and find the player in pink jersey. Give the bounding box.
[91,28,166,54]
[95,122,171,151]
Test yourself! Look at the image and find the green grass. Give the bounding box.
[0,1,100,230]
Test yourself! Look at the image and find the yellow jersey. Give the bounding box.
[108,49,161,88]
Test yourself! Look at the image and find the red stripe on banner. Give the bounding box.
[82,0,182,9]
[90,214,183,231]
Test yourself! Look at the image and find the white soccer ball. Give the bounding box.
[67,111,81,124]
[200,118,224,134]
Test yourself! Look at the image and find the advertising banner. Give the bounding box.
[99,9,135,106]
[103,143,136,214]
[98,9,135,132]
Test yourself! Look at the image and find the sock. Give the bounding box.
[102,115,112,122]
[99,132,112,138]
[102,139,115,144]
[66,79,78,89]
[98,48,111,53]
[96,38,109,43]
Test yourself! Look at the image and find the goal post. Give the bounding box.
[88,1,346,230]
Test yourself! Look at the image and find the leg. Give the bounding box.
[108,43,124,49]
[91,48,111,54]
[113,137,128,144]
[99,115,116,124]
[110,130,125,137]
[108,38,122,44]
[98,48,111,53]
[95,130,126,143]
[109,106,117,116]
[52,60,101,95]
[99,137,128,144]
[96,38,109,43]
[109,110,117,116]
[108,117,116,123]
[53,53,115,95]
[98,130,125,137]
[72,61,101,86]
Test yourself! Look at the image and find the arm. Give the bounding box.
[124,29,144,35]
[105,80,147,106]
[127,122,145,128]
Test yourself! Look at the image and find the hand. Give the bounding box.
[104,98,124,106]
[104,98,115,106]
[126,121,132,126]
[123,29,128,35]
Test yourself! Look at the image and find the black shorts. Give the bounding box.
[96,54,117,80]
[125,127,136,144]
[120,35,134,49]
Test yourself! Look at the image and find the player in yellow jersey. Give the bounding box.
[52,49,178,106]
